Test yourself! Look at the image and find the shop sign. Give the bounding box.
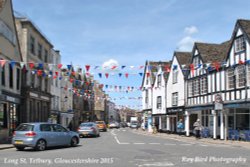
[214,93,223,110]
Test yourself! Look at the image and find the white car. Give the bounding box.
[109,122,120,129]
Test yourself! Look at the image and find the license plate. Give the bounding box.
[15,141,23,144]
[82,132,88,135]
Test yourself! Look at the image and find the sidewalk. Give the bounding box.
[0,144,14,150]
[134,129,250,149]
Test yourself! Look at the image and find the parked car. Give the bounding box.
[78,122,100,137]
[109,122,120,129]
[130,121,138,129]
[95,121,107,132]
[120,122,128,128]
[12,123,79,151]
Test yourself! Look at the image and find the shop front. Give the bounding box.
[0,93,21,143]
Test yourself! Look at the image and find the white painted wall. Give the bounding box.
[142,64,153,111]
[152,66,166,115]
[166,56,185,108]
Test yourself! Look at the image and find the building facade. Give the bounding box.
[15,17,53,123]
[0,0,22,143]
[166,52,191,133]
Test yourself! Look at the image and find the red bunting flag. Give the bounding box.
[53,76,57,79]
[105,73,109,78]
[139,65,144,69]
[85,65,90,72]
[165,65,171,73]
[0,60,6,67]
[57,64,63,69]
[37,70,43,76]
[239,60,245,65]
[189,64,194,75]
[55,72,59,76]
[29,62,35,69]
[70,78,74,83]
[125,73,129,78]
[71,71,76,76]
[111,66,117,70]
[213,62,220,72]
[146,72,150,78]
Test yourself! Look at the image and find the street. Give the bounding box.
[0,128,249,167]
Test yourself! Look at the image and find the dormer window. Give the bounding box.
[235,36,245,53]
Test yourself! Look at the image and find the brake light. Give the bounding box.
[25,131,36,137]
[13,131,16,137]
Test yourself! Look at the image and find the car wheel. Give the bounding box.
[35,139,46,151]
[71,137,78,147]
[15,146,25,151]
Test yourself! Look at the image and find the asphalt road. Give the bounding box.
[0,128,249,167]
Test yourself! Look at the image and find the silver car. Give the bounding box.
[78,122,100,137]
[12,123,79,151]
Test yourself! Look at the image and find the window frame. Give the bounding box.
[234,35,245,53]
[156,96,162,109]
[172,92,178,106]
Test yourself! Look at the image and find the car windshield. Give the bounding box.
[16,124,34,131]
[96,122,104,124]
[81,123,94,127]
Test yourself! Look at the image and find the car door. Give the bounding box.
[40,124,56,146]
[53,124,71,145]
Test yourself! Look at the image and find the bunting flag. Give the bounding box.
[105,73,109,78]
[146,72,150,78]
[121,65,126,69]
[239,60,245,65]
[189,64,194,75]
[29,62,35,69]
[213,62,220,72]
[173,65,178,70]
[118,73,122,77]
[38,63,43,69]
[85,65,90,71]
[111,66,117,70]
[94,66,99,70]
[20,62,26,69]
[10,61,16,69]
[55,72,59,76]
[125,73,129,78]
[165,65,171,72]
[37,70,43,76]
[57,64,63,69]
[139,72,143,76]
[98,73,102,78]
[0,60,6,67]
[139,65,144,69]
[67,65,72,70]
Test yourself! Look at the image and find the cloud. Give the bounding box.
[176,26,200,51]
[102,59,119,71]
[184,26,198,35]
[177,36,196,51]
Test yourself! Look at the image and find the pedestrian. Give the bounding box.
[193,119,203,139]
[177,119,184,135]
[67,120,73,131]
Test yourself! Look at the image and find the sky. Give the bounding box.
[12,0,250,110]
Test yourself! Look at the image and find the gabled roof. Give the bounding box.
[195,40,231,63]
[238,19,250,39]
[175,52,192,67]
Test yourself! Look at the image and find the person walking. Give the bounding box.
[193,119,203,139]
[177,119,184,135]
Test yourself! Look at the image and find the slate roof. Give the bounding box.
[175,52,192,67]
[195,40,231,63]
[238,19,250,39]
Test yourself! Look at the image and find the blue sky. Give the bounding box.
[12,0,250,109]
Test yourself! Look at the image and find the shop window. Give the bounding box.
[0,104,7,129]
